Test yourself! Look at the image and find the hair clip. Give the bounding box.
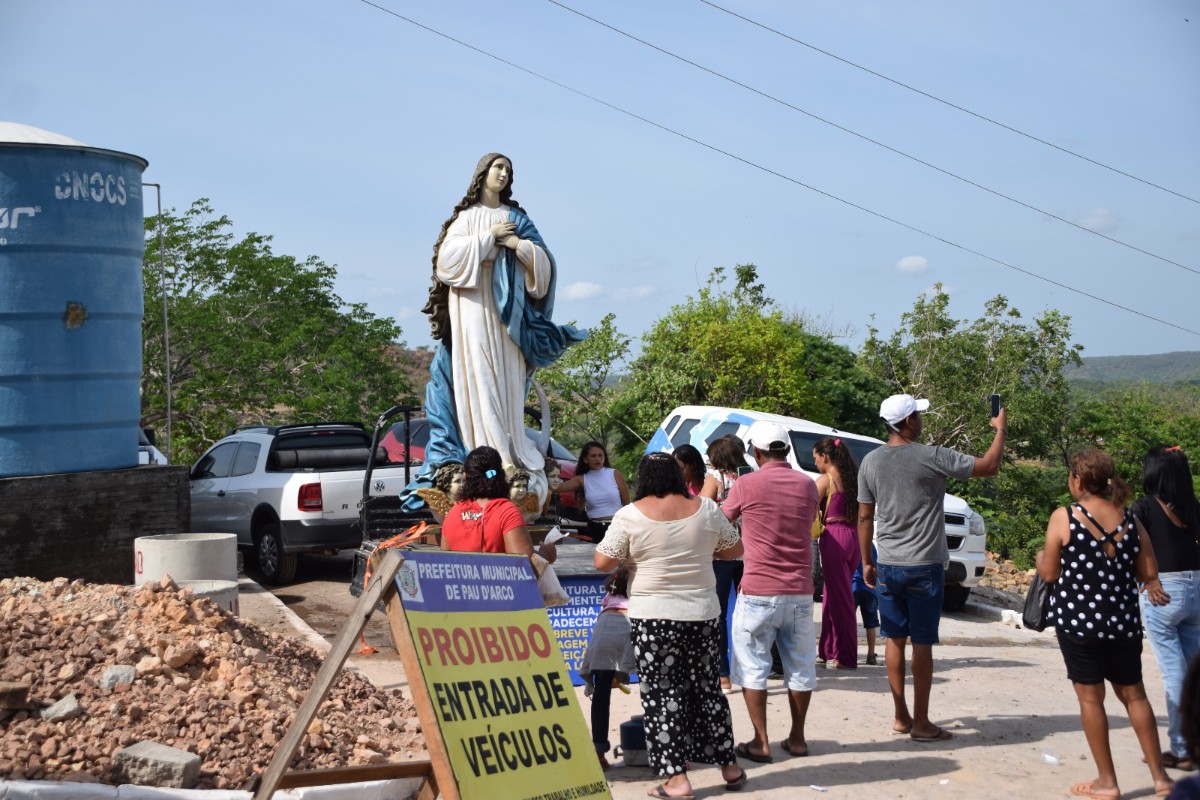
[834,438,841,447]
[485,469,497,479]
[646,452,672,460]
[1165,445,1182,452]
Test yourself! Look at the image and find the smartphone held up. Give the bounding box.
[990,394,1002,418]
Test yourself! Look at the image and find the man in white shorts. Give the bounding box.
[722,421,821,762]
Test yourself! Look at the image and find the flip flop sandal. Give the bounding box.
[734,742,773,763]
[724,769,748,792]
[647,784,694,799]
[1069,781,1119,799]
[910,727,954,742]
[780,740,809,757]
[1163,751,1198,771]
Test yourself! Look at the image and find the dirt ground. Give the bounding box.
[241,567,1185,800]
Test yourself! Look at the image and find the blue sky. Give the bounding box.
[5,1,1198,359]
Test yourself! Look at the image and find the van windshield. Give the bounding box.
[788,432,881,471]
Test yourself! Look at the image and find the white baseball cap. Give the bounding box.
[879,394,930,426]
[747,420,791,452]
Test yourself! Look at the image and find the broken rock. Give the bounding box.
[111,739,200,788]
[40,693,83,722]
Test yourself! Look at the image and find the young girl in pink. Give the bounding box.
[579,567,635,768]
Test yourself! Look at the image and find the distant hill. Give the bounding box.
[1066,351,1200,385]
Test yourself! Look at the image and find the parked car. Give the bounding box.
[646,405,987,611]
[188,422,410,584]
[379,419,579,509]
[138,427,167,465]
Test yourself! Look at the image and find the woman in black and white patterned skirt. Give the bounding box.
[594,453,747,798]
[1037,448,1173,800]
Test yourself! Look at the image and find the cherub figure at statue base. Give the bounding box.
[507,465,542,523]
[415,462,465,523]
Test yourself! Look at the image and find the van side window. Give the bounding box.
[670,420,697,449]
[787,432,822,472]
[705,422,740,445]
[845,440,880,466]
[663,415,680,437]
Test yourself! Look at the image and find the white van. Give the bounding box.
[646,405,987,611]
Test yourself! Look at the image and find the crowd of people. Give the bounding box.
[572,395,1198,800]
[408,153,1198,799]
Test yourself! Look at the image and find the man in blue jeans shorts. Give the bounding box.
[857,393,1006,742]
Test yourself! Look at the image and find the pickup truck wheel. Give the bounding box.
[943,583,971,612]
[255,523,298,585]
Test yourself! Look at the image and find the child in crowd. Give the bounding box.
[579,567,635,769]
[853,544,880,665]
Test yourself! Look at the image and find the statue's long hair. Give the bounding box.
[422,153,527,342]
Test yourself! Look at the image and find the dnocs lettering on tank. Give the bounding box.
[54,171,128,205]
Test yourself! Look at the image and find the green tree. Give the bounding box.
[622,265,883,450]
[534,313,633,453]
[1070,383,1200,487]
[860,285,1083,460]
[861,286,1090,568]
[141,200,415,464]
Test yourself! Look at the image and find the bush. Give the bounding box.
[951,463,1069,570]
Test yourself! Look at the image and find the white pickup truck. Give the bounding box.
[188,423,410,584]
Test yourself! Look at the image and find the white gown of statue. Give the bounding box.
[436,203,552,500]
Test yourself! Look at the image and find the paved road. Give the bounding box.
[247,552,1183,800]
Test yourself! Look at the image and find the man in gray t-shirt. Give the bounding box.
[857,393,1006,743]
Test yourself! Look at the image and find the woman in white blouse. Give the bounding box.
[595,452,746,798]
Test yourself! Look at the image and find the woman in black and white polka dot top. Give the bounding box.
[1036,448,1173,800]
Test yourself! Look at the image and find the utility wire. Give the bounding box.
[547,0,1198,278]
[698,0,1200,207]
[355,0,1200,339]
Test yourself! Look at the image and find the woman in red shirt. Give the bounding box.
[440,446,556,563]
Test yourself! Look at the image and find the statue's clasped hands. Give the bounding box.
[489,220,520,250]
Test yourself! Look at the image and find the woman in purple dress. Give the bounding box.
[813,437,862,669]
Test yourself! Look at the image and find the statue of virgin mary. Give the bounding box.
[402,153,586,511]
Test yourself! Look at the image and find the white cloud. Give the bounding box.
[561,282,604,302]
[612,285,656,301]
[610,257,670,274]
[896,255,930,274]
[1076,208,1120,234]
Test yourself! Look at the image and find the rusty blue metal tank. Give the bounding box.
[0,123,148,477]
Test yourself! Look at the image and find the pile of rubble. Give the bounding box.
[0,576,424,789]
[978,551,1036,595]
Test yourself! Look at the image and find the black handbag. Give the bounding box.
[1022,574,1054,631]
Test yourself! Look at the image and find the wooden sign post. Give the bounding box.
[251,547,439,799]
[250,547,609,799]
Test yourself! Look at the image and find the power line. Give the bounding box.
[698,0,1200,207]
[547,0,1198,278]
[355,0,1200,339]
